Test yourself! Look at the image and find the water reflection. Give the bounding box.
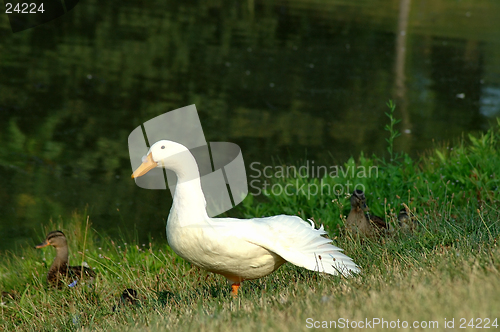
[481,86,500,117]
[1,0,500,251]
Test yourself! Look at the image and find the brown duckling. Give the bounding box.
[1,291,18,304]
[120,288,138,305]
[113,288,140,312]
[35,231,96,287]
[398,207,416,231]
[346,190,389,238]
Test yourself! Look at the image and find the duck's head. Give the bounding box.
[398,207,410,223]
[35,230,67,250]
[350,190,369,212]
[131,140,192,179]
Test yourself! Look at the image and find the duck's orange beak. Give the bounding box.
[131,153,157,179]
[35,240,50,249]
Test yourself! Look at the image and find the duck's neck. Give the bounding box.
[167,152,210,226]
[50,246,69,272]
[353,207,369,225]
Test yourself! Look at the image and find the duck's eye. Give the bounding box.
[161,146,165,149]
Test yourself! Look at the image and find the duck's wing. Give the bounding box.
[368,214,388,230]
[219,215,360,277]
[68,266,96,279]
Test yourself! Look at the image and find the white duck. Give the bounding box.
[131,140,360,296]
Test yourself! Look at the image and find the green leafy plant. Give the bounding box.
[384,100,401,163]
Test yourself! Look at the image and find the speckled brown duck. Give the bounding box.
[35,231,95,287]
[346,190,389,238]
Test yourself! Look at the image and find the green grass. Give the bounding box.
[1,114,500,331]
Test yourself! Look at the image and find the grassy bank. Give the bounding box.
[1,116,500,331]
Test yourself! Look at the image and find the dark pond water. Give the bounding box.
[1,0,500,252]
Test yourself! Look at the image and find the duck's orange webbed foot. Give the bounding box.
[231,283,240,297]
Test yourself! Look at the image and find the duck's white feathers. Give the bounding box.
[213,215,359,277]
[168,214,359,282]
